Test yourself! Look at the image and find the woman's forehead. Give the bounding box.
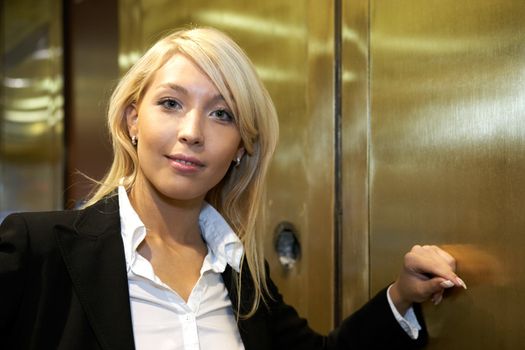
[148,54,219,92]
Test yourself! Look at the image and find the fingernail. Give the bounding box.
[433,294,443,305]
[456,277,468,289]
[440,280,455,288]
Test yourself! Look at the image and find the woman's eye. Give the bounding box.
[211,109,234,122]
[159,98,181,110]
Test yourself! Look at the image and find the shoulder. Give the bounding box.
[2,209,78,230]
[0,210,77,246]
[2,195,119,229]
[0,211,75,262]
[0,195,119,255]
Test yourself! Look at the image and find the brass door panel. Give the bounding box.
[341,0,371,317]
[120,0,336,332]
[1,0,64,218]
[368,1,525,348]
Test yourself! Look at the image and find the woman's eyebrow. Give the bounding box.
[208,94,227,104]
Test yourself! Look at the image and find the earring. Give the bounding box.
[235,156,241,167]
[131,135,137,146]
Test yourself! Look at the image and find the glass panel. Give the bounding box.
[1,0,64,221]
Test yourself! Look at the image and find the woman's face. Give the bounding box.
[126,53,244,203]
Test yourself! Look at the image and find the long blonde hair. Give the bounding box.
[85,27,279,317]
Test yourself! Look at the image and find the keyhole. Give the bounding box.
[274,222,301,269]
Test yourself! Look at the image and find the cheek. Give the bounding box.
[214,146,237,172]
[135,130,172,173]
[209,136,241,169]
[208,149,237,190]
[139,121,171,150]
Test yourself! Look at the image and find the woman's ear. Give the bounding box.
[125,103,139,137]
[235,147,246,161]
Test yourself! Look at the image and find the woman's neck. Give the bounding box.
[129,176,204,246]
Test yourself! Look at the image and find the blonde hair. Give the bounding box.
[85,27,279,317]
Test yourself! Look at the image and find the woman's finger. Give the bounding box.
[405,245,466,289]
[429,245,457,270]
[431,291,443,305]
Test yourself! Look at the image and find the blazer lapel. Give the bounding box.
[55,196,135,350]
[223,265,268,350]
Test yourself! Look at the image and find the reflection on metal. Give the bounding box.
[0,0,64,220]
[194,10,306,38]
[118,50,143,71]
[341,0,371,318]
[120,0,336,332]
[440,244,508,288]
[4,77,33,88]
[342,26,367,55]
[251,66,303,84]
[368,1,525,349]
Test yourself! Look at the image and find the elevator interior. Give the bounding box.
[2,1,525,348]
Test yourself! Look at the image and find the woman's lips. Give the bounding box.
[166,154,205,173]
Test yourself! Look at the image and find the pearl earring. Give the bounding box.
[131,136,137,146]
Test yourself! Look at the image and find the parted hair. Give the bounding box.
[84,27,279,317]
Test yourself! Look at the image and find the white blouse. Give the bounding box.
[118,186,245,350]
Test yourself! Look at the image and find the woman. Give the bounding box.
[0,27,465,349]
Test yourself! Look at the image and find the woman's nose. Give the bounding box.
[178,110,204,146]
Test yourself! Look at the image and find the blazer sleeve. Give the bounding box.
[0,214,29,336]
[264,266,428,349]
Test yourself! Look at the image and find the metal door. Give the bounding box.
[341,1,525,348]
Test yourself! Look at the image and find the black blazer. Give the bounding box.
[0,196,428,349]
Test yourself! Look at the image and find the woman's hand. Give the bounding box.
[389,245,467,315]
